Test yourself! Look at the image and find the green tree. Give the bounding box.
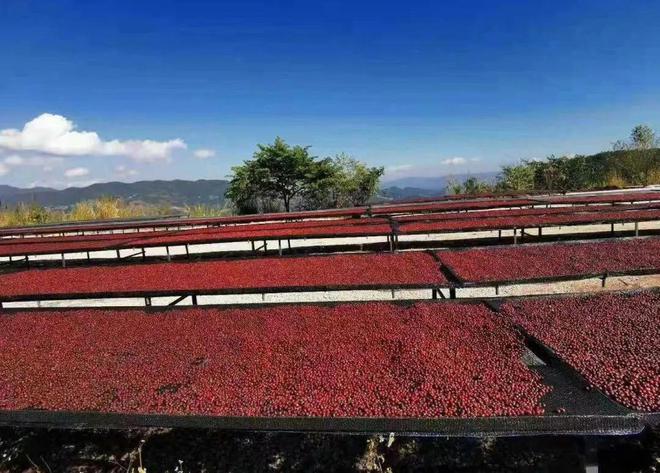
[224,164,262,214]
[496,164,535,191]
[330,154,384,207]
[612,124,658,151]
[226,137,333,212]
[630,125,656,150]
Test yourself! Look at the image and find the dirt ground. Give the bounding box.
[1,426,659,473]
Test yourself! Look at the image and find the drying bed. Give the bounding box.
[0,216,389,248]
[3,207,659,259]
[371,198,537,215]
[539,191,660,206]
[437,238,660,285]
[0,301,549,419]
[398,208,660,235]
[0,191,656,239]
[0,207,367,238]
[0,196,537,238]
[6,201,657,254]
[501,291,660,412]
[0,251,447,302]
[393,202,660,224]
[0,221,394,258]
[127,221,393,249]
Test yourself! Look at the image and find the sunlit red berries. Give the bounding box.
[0,252,446,300]
[0,301,550,418]
[502,291,660,412]
[437,238,660,284]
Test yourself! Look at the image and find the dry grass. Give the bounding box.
[184,204,232,218]
[0,197,229,228]
[605,172,629,189]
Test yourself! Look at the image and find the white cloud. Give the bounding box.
[115,165,138,178]
[441,157,467,166]
[0,163,9,176]
[64,167,90,178]
[194,148,216,159]
[3,154,63,170]
[0,113,187,163]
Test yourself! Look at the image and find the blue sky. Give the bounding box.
[1,0,659,188]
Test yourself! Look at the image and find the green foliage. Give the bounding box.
[226,137,329,212]
[496,164,535,191]
[630,125,656,150]
[330,154,384,207]
[449,146,660,197]
[612,124,658,151]
[226,139,383,213]
[447,176,494,195]
[303,154,384,209]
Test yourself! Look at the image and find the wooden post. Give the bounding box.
[634,221,639,237]
[513,228,518,245]
[449,288,456,299]
[166,246,171,262]
[61,253,66,268]
[278,239,282,256]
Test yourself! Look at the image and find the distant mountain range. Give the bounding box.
[0,180,229,208]
[0,172,498,208]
